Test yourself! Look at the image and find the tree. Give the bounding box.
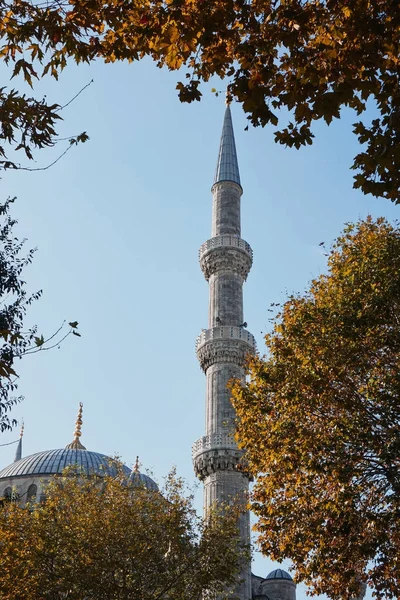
[231,217,400,600]
[0,197,79,433]
[0,467,246,600]
[1,0,400,201]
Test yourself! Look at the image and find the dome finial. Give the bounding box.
[65,402,86,450]
[19,420,24,438]
[74,402,83,440]
[133,456,140,472]
[225,89,232,106]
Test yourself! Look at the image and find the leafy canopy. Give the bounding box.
[1,0,400,201]
[231,217,400,600]
[0,467,246,600]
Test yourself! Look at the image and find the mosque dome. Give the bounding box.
[129,456,158,491]
[0,403,157,493]
[265,569,293,581]
[258,568,296,600]
[0,448,131,479]
[130,470,159,491]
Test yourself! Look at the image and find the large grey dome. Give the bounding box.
[0,405,158,493]
[265,569,293,581]
[0,448,131,479]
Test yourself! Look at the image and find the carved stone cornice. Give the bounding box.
[196,339,250,371]
[192,444,245,482]
[199,236,253,281]
[200,247,252,281]
[192,434,251,480]
[196,327,256,372]
[193,449,244,480]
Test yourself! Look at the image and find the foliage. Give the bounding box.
[0,0,400,200]
[0,467,245,600]
[231,217,400,600]
[0,197,79,433]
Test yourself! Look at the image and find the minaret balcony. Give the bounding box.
[199,235,253,280]
[192,433,245,479]
[196,326,256,351]
[196,326,256,371]
[192,432,238,457]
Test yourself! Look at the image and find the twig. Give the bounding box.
[23,330,72,355]
[0,438,19,446]
[18,146,72,171]
[56,79,94,112]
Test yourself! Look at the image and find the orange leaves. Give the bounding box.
[0,0,398,200]
[232,217,400,599]
[342,5,352,18]
[0,469,244,599]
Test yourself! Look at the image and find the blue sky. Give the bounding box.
[0,56,398,599]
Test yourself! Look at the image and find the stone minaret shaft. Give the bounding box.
[193,105,255,600]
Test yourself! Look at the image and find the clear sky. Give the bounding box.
[0,56,398,599]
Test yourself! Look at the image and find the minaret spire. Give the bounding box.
[193,105,255,599]
[214,104,241,188]
[13,421,24,462]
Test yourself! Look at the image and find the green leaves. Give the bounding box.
[34,335,44,347]
[11,59,38,87]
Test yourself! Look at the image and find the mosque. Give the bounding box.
[0,104,297,600]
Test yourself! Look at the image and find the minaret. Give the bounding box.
[14,421,24,462]
[193,103,255,599]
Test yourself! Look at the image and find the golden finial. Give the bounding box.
[133,456,140,473]
[225,90,232,106]
[74,402,83,440]
[65,402,86,450]
[20,420,24,438]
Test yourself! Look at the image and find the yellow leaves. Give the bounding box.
[288,20,300,31]
[0,468,244,599]
[232,216,400,599]
[239,57,252,69]
[342,6,352,18]
[165,50,184,69]
[168,23,180,44]
[0,0,398,200]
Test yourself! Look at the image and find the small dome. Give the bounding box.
[0,448,131,479]
[129,456,158,491]
[129,470,158,491]
[265,569,293,581]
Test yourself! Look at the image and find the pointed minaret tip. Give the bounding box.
[213,103,241,188]
[65,402,86,450]
[13,420,24,462]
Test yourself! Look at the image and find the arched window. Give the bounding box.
[27,484,37,501]
[2,487,12,500]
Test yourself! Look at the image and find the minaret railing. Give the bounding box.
[192,433,238,459]
[199,235,253,260]
[195,326,256,352]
